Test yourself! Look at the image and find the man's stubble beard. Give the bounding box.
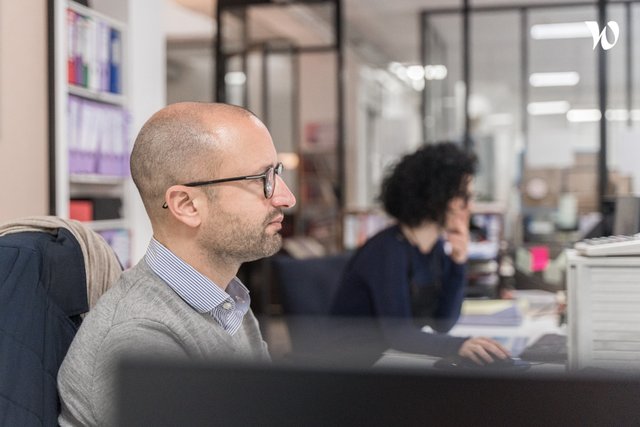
[198,209,283,265]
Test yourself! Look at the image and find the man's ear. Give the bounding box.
[164,185,203,228]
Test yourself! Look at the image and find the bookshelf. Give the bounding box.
[50,0,132,267]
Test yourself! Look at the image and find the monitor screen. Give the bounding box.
[613,196,640,236]
[117,359,640,426]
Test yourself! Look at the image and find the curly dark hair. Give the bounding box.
[380,142,477,227]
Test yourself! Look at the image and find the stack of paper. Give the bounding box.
[457,299,524,326]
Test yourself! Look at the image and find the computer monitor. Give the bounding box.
[613,196,640,236]
[117,359,640,426]
[468,212,502,261]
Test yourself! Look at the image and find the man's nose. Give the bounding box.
[272,175,296,208]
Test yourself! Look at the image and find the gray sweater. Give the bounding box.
[57,260,270,426]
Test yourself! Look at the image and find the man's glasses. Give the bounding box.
[162,162,283,209]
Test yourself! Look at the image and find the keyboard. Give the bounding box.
[433,355,531,371]
[519,333,567,363]
[574,234,640,257]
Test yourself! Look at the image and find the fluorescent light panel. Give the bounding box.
[605,109,640,121]
[606,109,629,121]
[567,109,601,122]
[406,65,425,81]
[224,71,246,85]
[424,65,447,80]
[530,22,592,39]
[529,72,580,87]
[527,101,570,115]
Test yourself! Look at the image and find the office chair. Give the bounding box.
[0,216,122,426]
[270,252,352,359]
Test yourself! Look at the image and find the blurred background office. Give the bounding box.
[1,0,640,358]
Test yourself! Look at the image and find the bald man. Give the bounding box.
[57,102,296,426]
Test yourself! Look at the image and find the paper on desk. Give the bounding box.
[458,299,528,327]
[461,299,528,316]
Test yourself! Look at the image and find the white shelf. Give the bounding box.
[68,84,126,105]
[70,173,127,185]
[67,0,125,30]
[53,0,133,268]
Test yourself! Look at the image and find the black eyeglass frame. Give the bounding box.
[162,162,284,209]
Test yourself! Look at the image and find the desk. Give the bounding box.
[375,290,566,373]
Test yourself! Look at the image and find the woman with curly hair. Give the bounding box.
[330,142,509,364]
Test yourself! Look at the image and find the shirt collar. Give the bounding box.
[144,238,250,317]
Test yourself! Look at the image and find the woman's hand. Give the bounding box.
[444,197,471,264]
[458,337,511,365]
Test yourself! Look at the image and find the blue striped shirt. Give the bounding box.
[144,238,250,336]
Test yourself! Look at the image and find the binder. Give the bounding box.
[98,21,110,92]
[67,95,82,174]
[108,28,121,94]
[87,16,100,91]
[98,105,116,175]
[77,14,89,87]
[67,9,77,84]
[91,104,128,177]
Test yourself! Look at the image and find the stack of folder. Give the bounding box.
[67,7,121,94]
[68,95,130,177]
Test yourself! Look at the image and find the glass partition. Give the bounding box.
[421,3,640,246]
[469,11,521,206]
[217,0,343,253]
[607,3,640,200]
[422,13,464,144]
[526,6,598,237]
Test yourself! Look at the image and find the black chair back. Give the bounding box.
[271,252,352,358]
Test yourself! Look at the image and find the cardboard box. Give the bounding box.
[573,152,598,170]
[567,170,598,213]
[521,168,563,208]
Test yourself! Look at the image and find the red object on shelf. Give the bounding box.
[69,200,94,222]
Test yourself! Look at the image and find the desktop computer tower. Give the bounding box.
[566,250,640,372]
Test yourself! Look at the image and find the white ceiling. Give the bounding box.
[167,0,633,111]
[171,0,596,64]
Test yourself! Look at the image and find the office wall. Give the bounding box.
[0,0,49,222]
[124,0,166,263]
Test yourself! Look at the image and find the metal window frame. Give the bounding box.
[421,0,640,212]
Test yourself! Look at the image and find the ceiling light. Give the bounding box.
[224,71,246,85]
[529,72,580,87]
[567,109,602,122]
[605,109,629,121]
[530,22,592,40]
[278,152,300,170]
[604,109,640,121]
[388,62,404,74]
[406,65,425,81]
[424,65,447,80]
[527,101,570,115]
